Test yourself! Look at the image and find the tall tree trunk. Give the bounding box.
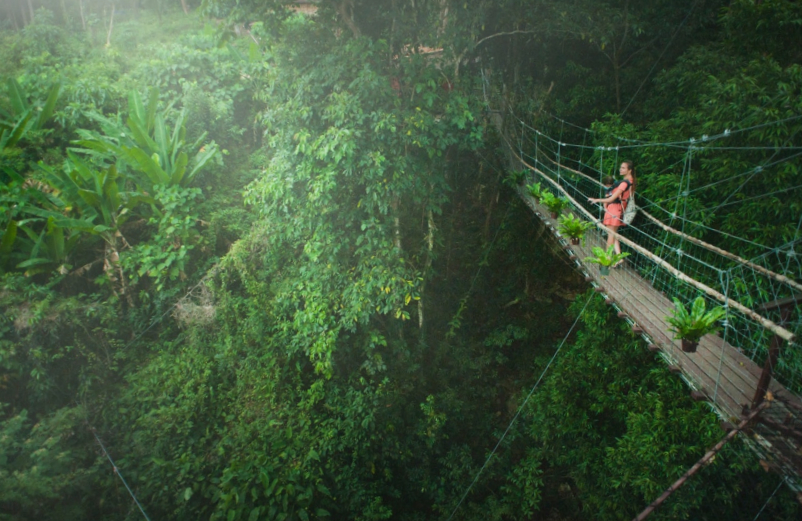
[104,235,133,308]
[418,208,435,342]
[335,0,360,38]
[11,3,20,30]
[25,0,34,23]
[438,0,449,37]
[106,3,115,47]
[392,197,402,250]
[60,0,69,25]
[180,0,189,14]
[79,0,86,30]
[20,2,29,26]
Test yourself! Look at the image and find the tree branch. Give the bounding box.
[454,29,536,77]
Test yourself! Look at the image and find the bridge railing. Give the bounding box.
[502,117,802,397]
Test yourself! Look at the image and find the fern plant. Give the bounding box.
[667,296,727,352]
[558,213,593,245]
[584,245,629,275]
[505,169,527,187]
[527,181,544,201]
[541,191,569,217]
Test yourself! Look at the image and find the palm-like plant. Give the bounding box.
[584,245,630,275]
[0,79,61,144]
[505,169,527,187]
[666,296,727,352]
[77,88,219,192]
[15,219,82,276]
[558,213,594,245]
[541,191,570,217]
[527,181,544,201]
[33,153,150,300]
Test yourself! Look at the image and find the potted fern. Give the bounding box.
[527,182,544,202]
[506,169,527,187]
[558,213,593,245]
[541,191,570,218]
[666,296,727,353]
[584,245,630,276]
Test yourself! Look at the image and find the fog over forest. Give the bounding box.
[1,1,802,520]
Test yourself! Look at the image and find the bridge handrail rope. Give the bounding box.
[516,116,802,309]
[548,148,793,258]
[539,110,802,150]
[536,151,802,295]
[551,151,780,253]
[504,134,796,343]
[518,116,802,222]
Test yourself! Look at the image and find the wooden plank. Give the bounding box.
[575,261,747,416]
[601,274,757,411]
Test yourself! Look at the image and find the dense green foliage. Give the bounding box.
[1,1,801,520]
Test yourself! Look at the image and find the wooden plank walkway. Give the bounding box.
[517,188,802,485]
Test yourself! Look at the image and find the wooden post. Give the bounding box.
[633,401,769,521]
[752,301,795,409]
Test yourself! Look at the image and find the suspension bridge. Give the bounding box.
[490,107,802,504]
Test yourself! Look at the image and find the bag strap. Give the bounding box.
[613,180,631,206]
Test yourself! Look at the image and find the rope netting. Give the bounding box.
[502,110,802,402]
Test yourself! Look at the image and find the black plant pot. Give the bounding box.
[681,339,698,353]
[551,212,558,219]
[570,237,580,246]
[599,266,610,276]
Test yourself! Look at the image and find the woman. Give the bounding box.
[588,161,636,267]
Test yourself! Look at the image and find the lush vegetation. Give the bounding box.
[1,1,800,520]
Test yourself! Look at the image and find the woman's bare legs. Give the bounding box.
[606,224,623,266]
[606,224,620,253]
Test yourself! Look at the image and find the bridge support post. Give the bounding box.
[752,301,795,409]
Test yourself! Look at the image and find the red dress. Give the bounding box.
[603,181,632,227]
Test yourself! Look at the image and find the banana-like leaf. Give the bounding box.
[145,87,158,132]
[120,146,170,186]
[1,110,33,149]
[170,152,189,186]
[153,114,169,163]
[126,116,158,152]
[77,188,101,208]
[186,143,219,184]
[21,206,99,232]
[47,220,65,260]
[171,110,186,155]
[17,257,55,269]
[7,78,29,115]
[128,89,147,131]
[33,83,61,130]
[1,219,18,256]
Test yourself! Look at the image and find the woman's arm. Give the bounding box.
[589,184,626,204]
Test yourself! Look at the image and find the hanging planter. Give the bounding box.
[681,339,698,353]
[666,297,727,355]
[584,245,630,277]
[527,182,544,202]
[558,213,593,247]
[542,192,569,219]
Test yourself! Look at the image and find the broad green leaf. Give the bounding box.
[6,78,28,114]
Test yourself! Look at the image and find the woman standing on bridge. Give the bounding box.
[588,160,636,267]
